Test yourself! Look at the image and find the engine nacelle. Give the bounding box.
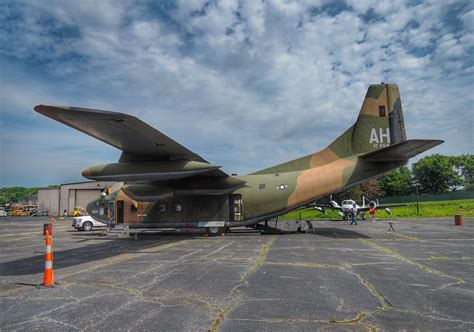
[122,184,174,202]
[82,160,221,181]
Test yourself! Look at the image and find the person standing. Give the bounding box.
[370,207,376,222]
[350,203,358,225]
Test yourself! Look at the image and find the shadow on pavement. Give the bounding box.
[313,227,370,239]
[0,235,197,276]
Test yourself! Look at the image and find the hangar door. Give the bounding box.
[75,190,101,209]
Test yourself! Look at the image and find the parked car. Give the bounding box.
[0,210,7,217]
[32,210,49,217]
[72,215,107,231]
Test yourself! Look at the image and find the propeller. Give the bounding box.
[314,206,326,214]
[328,195,340,209]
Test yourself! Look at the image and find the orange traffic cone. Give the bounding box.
[43,229,54,287]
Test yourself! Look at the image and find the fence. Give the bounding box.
[380,191,474,204]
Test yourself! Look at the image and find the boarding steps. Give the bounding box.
[101,225,130,238]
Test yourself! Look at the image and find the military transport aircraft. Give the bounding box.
[35,83,442,236]
[312,196,407,220]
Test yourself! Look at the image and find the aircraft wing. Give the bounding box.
[34,105,227,177]
[309,203,342,211]
[357,204,408,212]
[317,204,342,210]
[360,139,444,162]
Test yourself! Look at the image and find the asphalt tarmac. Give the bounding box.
[0,216,473,331]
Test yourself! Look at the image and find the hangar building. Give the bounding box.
[37,181,116,216]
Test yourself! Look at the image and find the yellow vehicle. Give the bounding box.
[69,207,85,217]
[10,209,30,217]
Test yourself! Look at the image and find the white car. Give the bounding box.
[72,215,107,231]
[0,210,7,217]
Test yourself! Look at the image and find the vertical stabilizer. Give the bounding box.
[350,83,406,155]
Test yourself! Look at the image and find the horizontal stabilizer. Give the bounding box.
[360,139,444,162]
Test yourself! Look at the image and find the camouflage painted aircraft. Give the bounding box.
[35,83,442,236]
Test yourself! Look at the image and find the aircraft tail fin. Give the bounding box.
[329,83,408,157]
[251,83,441,175]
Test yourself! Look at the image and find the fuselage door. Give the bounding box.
[229,194,242,221]
[116,200,124,224]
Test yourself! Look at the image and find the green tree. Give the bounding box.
[453,154,474,190]
[335,179,384,202]
[413,154,463,194]
[379,166,413,196]
[0,187,38,205]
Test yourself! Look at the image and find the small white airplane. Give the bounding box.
[313,196,407,220]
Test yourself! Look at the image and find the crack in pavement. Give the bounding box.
[208,236,277,331]
[360,239,465,286]
[259,259,392,331]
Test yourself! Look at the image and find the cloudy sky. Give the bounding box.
[0,0,472,187]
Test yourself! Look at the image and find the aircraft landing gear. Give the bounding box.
[255,221,284,234]
[206,226,225,237]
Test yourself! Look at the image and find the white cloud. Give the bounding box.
[0,0,472,186]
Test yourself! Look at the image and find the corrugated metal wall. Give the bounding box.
[37,188,60,215]
[38,181,116,216]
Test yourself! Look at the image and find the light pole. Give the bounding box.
[413,177,420,214]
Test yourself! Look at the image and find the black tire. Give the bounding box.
[82,221,93,232]
[206,226,224,237]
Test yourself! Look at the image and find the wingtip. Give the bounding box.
[33,104,44,113]
[33,104,58,117]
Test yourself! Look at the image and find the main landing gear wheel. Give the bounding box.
[206,226,225,237]
[82,221,93,232]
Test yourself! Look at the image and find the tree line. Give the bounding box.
[0,187,38,206]
[380,154,473,195]
[334,154,473,201]
[0,185,59,206]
